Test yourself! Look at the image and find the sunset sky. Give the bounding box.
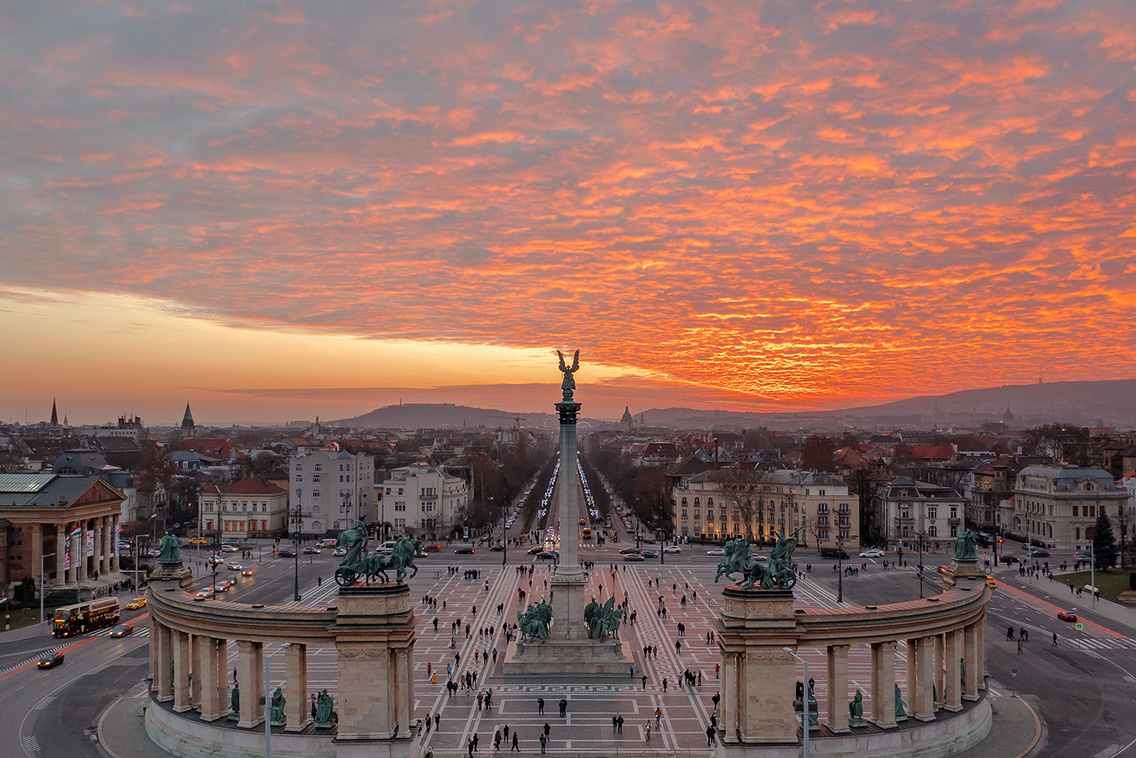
[3,1,1135,426]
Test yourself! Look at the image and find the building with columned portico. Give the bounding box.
[0,472,126,598]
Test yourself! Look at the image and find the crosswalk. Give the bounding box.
[1065,637,1136,651]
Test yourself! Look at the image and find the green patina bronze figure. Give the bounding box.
[955,529,978,560]
[517,600,552,643]
[365,537,421,583]
[333,524,419,585]
[315,689,334,727]
[895,683,906,719]
[158,531,180,564]
[714,529,800,590]
[584,596,623,642]
[270,686,286,727]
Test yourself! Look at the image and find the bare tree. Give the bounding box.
[712,467,765,543]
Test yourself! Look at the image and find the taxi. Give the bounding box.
[125,597,147,610]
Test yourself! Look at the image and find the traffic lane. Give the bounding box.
[1000,577,1136,640]
[34,646,150,758]
[986,621,1136,758]
[3,626,148,758]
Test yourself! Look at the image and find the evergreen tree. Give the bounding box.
[1093,512,1118,570]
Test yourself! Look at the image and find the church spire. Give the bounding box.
[181,402,196,438]
[50,398,59,426]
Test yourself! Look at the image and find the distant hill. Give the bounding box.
[333,380,1136,431]
[334,403,557,430]
[637,380,1136,430]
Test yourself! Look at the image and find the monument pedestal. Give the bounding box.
[718,588,800,748]
[943,557,984,587]
[151,561,193,589]
[332,583,417,758]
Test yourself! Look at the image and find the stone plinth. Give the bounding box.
[942,557,984,587]
[332,582,416,755]
[718,588,800,746]
[151,561,194,589]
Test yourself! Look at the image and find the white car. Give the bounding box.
[707,548,726,556]
[859,548,885,558]
[220,544,240,552]
[663,545,682,554]
[227,563,243,571]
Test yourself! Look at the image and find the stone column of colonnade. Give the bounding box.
[907,636,936,721]
[944,629,963,711]
[110,515,120,572]
[153,619,173,702]
[826,644,851,733]
[284,643,311,732]
[172,630,194,713]
[198,637,229,722]
[870,641,897,729]
[236,640,264,728]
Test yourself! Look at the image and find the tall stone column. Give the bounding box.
[101,515,112,575]
[29,524,42,589]
[236,640,264,728]
[720,652,738,741]
[826,644,851,733]
[78,522,87,583]
[199,637,225,721]
[978,614,988,690]
[154,622,173,702]
[963,623,980,701]
[551,396,587,639]
[284,642,311,732]
[110,516,120,572]
[934,633,945,708]
[189,634,202,709]
[55,528,65,586]
[943,629,962,712]
[910,636,935,721]
[173,630,193,713]
[871,641,897,728]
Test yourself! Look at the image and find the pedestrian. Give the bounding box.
[435,713,440,729]
[1017,639,1023,654]
[654,706,662,727]
[559,698,567,717]
[642,674,648,690]
[707,725,717,746]
[629,663,634,678]
[233,667,238,683]
[495,729,502,750]
[715,663,720,679]
[613,715,618,734]
[511,733,519,752]
[645,722,651,741]
[539,734,547,754]
[662,678,668,693]
[473,734,479,752]
[538,696,545,714]
[543,722,550,737]
[1052,632,1058,647]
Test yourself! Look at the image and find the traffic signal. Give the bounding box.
[998,539,1004,544]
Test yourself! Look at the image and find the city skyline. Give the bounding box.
[3,2,1135,425]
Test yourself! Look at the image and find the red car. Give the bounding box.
[1057,611,1078,623]
[422,543,441,553]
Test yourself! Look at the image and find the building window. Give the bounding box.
[395,503,407,512]
[681,509,688,518]
[296,474,303,482]
[928,507,937,519]
[928,526,938,537]
[314,464,322,471]
[313,489,320,497]
[313,475,321,483]
[817,503,828,513]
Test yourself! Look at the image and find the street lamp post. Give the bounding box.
[290,497,308,602]
[836,537,844,604]
[917,533,925,599]
[783,647,811,758]
[40,552,56,626]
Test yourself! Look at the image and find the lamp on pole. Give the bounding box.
[836,536,844,603]
[916,532,926,599]
[40,552,56,626]
[290,496,309,602]
[783,647,811,758]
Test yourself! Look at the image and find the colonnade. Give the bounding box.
[150,618,314,731]
[718,585,990,749]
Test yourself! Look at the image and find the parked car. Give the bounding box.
[1057,610,1078,622]
[125,597,147,610]
[859,548,885,558]
[109,623,134,637]
[38,651,65,669]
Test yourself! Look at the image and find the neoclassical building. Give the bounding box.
[0,472,125,594]
[1012,465,1128,550]
[378,464,469,539]
[289,451,376,535]
[199,477,289,540]
[876,476,968,549]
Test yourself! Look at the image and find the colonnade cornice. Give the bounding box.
[150,589,337,644]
